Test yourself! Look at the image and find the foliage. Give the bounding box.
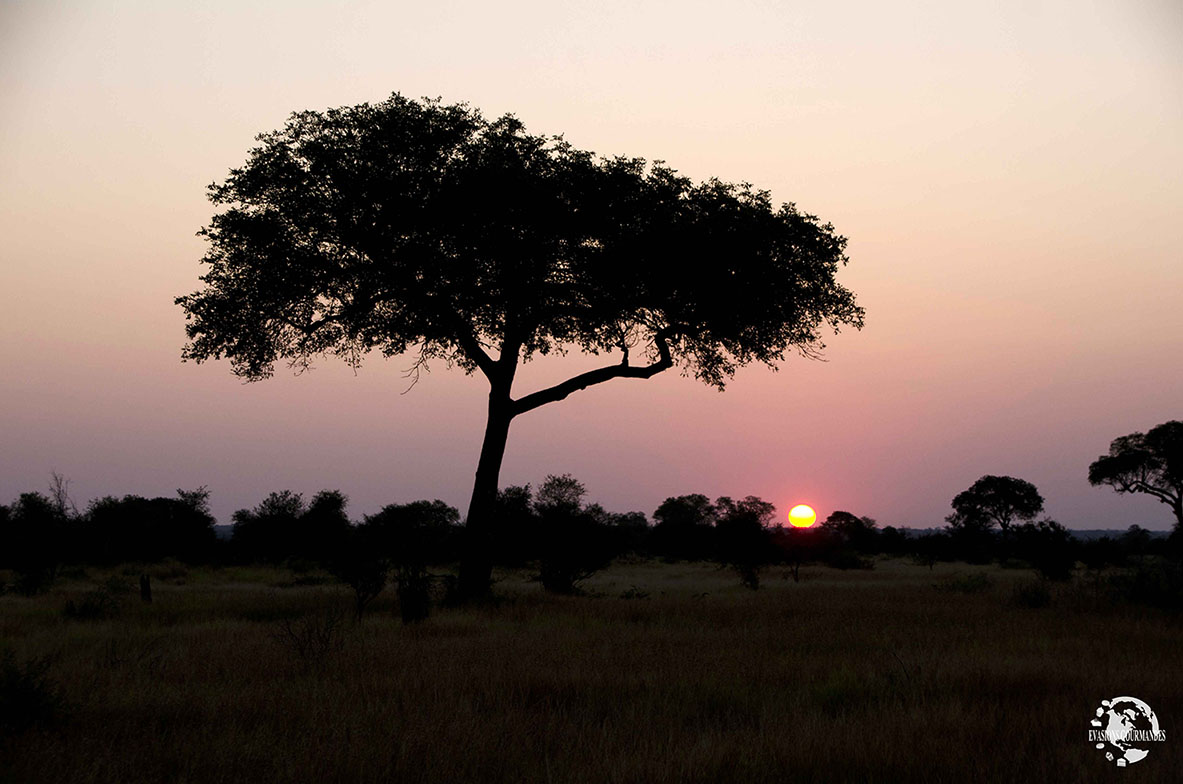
[174,93,864,596]
[328,524,388,621]
[651,494,716,561]
[946,475,1044,534]
[363,499,460,622]
[3,492,71,594]
[820,510,879,552]
[231,490,305,564]
[490,485,538,566]
[176,93,863,388]
[713,496,777,589]
[84,489,217,565]
[1011,519,1075,581]
[534,475,614,594]
[1089,420,1183,530]
[232,489,353,566]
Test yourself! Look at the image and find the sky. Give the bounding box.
[2,0,1181,530]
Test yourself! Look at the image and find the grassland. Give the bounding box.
[2,560,1180,783]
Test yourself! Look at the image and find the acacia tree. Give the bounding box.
[176,94,864,597]
[1089,421,1183,530]
[946,475,1044,534]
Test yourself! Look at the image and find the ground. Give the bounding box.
[1,559,1180,782]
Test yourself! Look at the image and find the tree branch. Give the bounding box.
[454,329,497,379]
[510,331,673,417]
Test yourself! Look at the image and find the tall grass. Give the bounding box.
[1,561,1180,782]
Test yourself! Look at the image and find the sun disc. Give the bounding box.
[788,504,816,528]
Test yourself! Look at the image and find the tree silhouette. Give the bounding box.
[713,495,777,589]
[175,93,864,597]
[1089,420,1183,531]
[533,474,613,594]
[947,475,1044,534]
[820,510,879,552]
[651,494,717,561]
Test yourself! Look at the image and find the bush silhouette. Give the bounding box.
[713,496,777,589]
[534,475,614,594]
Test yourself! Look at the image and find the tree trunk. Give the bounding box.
[458,391,513,599]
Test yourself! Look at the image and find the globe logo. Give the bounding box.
[1088,696,1166,767]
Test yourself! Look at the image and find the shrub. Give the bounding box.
[272,607,346,669]
[535,476,614,594]
[713,496,777,589]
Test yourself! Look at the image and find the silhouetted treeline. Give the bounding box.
[0,488,216,594]
[3,474,1179,599]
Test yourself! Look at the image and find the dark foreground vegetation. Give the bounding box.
[3,431,1181,781]
[2,559,1182,783]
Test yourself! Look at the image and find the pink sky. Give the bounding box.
[2,1,1181,529]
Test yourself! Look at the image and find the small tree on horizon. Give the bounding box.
[714,495,777,589]
[176,93,865,598]
[947,475,1044,535]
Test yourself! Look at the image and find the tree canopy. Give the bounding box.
[946,475,1044,534]
[177,93,862,391]
[1089,420,1183,529]
[176,93,865,596]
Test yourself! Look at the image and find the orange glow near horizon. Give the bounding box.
[788,504,817,528]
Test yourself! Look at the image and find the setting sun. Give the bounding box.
[788,504,817,528]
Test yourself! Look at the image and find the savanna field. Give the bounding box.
[2,560,1180,784]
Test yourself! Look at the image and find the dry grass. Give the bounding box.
[1,560,1180,783]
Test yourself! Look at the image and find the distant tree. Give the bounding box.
[713,496,777,589]
[4,493,68,594]
[330,524,388,622]
[175,93,865,599]
[84,490,217,564]
[820,510,879,552]
[1079,535,1123,571]
[534,474,613,594]
[534,474,586,513]
[490,484,537,566]
[231,490,306,563]
[770,524,822,582]
[601,509,650,557]
[364,500,461,622]
[296,490,352,564]
[947,475,1044,535]
[1119,524,1154,557]
[1089,421,1183,531]
[1012,519,1075,581]
[47,471,79,519]
[912,531,951,570]
[878,525,908,555]
[651,494,717,561]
